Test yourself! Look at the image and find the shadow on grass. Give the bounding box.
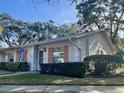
[0,74,124,85]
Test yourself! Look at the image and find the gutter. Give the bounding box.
[69,38,82,61]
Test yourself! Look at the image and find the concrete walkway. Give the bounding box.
[0,72,31,78]
[0,85,124,93]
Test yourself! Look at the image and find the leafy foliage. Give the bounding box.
[40,62,86,78]
[0,13,33,46]
[116,38,124,49]
[0,62,29,72]
[76,0,124,44]
[84,55,124,76]
[29,20,59,41]
[116,49,124,59]
[57,24,81,37]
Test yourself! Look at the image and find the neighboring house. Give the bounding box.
[0,30,114,71]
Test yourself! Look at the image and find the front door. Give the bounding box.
[39,50,43,64]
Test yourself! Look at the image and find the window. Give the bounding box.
[52,47,64,63]
[39,50,43,64]
[9,56,14,62]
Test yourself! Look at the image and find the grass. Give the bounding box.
[0,73,124,85]
[0,70,13,75]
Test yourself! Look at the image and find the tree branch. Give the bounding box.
[112,11,124,43]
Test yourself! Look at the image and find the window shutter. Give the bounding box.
[16,50,19,62]
[24,50,28,62]
[48,48,52,63]
[64,45,68,62]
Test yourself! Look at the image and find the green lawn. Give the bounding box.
[0,73,124,85]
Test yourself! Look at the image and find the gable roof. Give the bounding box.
[0,29,115,51]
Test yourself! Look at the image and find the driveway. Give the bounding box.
[0,85,124,93]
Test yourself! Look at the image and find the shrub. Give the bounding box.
[18,62,29,71]
[40,62,86,78]
[84,55,124,76]
[116,49,124,59]
[6,62,19,71]
[0,62,6,70]
[0,62,29,72]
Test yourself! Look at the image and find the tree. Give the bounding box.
[0,13,33,47]
[29,20,59,41]
[0,13,16,47]
[117,38,124,49]
[0,13,80,47]
[28,22,45,41]
[58,23,81,37]
[76,0,124,44]
[43,20,59,39]
[115,38,124,59]
[12,20,34,45]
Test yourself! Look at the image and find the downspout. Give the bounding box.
[84,30,90,57]
[85,35,89,56]
[69,38,82,61]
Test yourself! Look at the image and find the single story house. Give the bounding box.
[0,30,114,71]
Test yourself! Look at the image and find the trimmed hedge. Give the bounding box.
[84,55,123,63]
[0,62,29,72]
[84,55,124,75]
[40,62,86,78]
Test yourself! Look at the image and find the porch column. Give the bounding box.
[5,53,8,62]
[14,50,17,62]
[33,45,39,71]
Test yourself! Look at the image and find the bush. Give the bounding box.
[116,49,124,59]
[40,62,86,78]
[6,62,19,71]
[18,62,29,71]
[84,55,124,76]
[0,62,29,72]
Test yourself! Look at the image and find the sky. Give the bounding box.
[119,32,124,38]
[0,0,123,38]
[0,0,77,25]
